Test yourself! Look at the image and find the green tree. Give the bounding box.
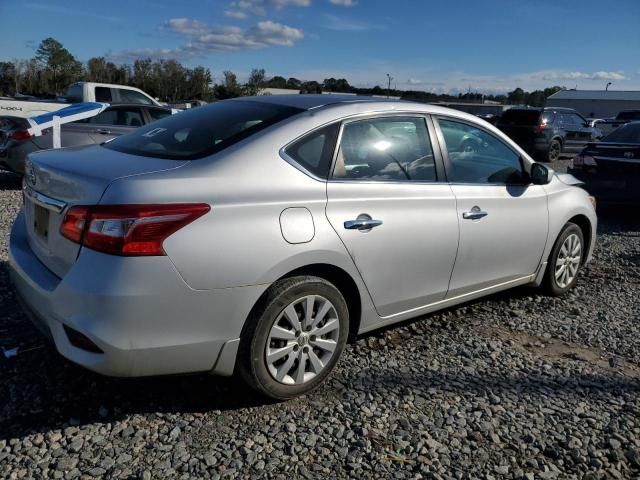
[245,68,266,96]
[286,77,302,89]
[266,75,288,89]
[35,37,82,94]
[507,87,526,105]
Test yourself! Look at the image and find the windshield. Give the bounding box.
[602,123,640,143]
[104,100,303,160]
[500,109,542,125]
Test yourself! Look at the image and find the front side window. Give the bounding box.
[438,119,525,184]
[104,100,303,160]
[95,87,112,103]
[147,108,172,122]
[331,117,437,182]
[285,124,339,178]
[118,88,154,105]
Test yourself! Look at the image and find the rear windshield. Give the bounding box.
[602,123,640,143]
[500,109,542,125]
[104,100,303,160]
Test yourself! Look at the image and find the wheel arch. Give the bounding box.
[241,263,363,344]
[566,214,592,264]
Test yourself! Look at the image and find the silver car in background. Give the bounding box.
[0,104,173,174]
[9,95,597,399]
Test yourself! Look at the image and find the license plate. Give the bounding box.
[33,204,50,242]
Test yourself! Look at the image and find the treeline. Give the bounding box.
[0,37,563,106]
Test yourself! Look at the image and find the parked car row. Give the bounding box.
[592,110,640,137]
[495,107,602,162]
[570,121,640,203]
[0,104,173,174]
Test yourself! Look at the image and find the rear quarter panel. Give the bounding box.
[100,125,370,292]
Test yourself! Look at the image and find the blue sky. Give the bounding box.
[2,0,639,93]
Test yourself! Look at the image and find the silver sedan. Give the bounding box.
[9,95,597,399]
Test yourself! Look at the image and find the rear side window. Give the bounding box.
[541,112,555,125]
[285,124,339,178]
[500,110,541,125]
[104,100,303,160]
[66,84,83,102]
[95,87,112,102]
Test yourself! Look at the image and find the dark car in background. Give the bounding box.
[594,110,640,137]
[496,107,602,162]
[0,104,173,174]
[569,121,640,203]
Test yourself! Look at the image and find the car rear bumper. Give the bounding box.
[568,168,640,203]
[9,211,266,377]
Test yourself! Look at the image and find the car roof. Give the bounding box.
[229,94,396,110]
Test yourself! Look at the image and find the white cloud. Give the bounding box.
[539,70,626,81]
[108,18,304,62]
[322,14,384,31]
[224,0,310,18]
[329,0,357,6]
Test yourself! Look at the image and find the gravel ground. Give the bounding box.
[0,167,638,480]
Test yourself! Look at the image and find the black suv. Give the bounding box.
[496,107,602,162]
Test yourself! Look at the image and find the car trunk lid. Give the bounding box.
[584,142,640,174]
[23,144,188,278]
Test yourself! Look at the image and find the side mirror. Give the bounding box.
[530,162,551,185]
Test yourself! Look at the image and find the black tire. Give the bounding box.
[546,139,562,162]
[543,223,584,296]
[237,276,349,400]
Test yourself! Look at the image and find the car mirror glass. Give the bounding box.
[530,162,550,185]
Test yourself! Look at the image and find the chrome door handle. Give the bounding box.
[95,129,111,134]
[462,206,488,220]
[344,219,383,230]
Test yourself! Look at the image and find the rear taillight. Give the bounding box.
[573,154,597,167]
[534,124,547,134]
[60,204,210,256]
[8,130,34,141]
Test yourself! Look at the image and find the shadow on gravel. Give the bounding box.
[0,171,22,191]
[0,260,271,441]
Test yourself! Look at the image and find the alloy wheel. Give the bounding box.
[265,295,340,385]
[554,233,582,288]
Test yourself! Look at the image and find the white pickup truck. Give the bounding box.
[0,82,161,118]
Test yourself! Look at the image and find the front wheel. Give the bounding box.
[543,223,584,295]
[237,276,349,400]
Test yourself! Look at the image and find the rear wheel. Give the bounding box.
[546,139,561,162]
[543,223,584,295]
[237,276,349,400]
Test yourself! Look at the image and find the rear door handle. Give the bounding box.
[344,219,383,230]
[462,206,488,220]
[95,129,111,134]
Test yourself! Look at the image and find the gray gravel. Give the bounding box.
[1,169,639,480]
